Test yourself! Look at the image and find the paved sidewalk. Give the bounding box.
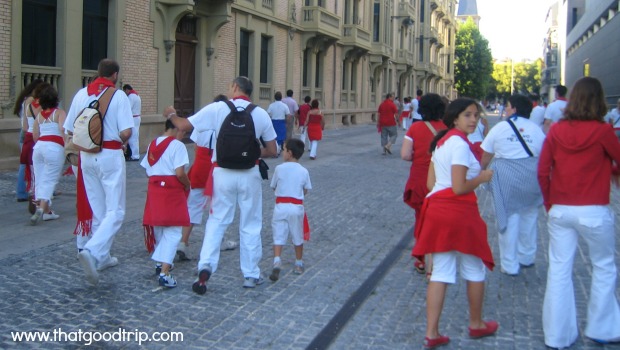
[0,121,619,349]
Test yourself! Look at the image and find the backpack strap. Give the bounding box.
[97,87,117,120]
[506,118,534,157]
[224,100,256,114]
[424,121,438,136]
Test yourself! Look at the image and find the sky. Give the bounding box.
[474,0,557,61]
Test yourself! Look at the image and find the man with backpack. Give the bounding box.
[164,76,277,293]
[64,59,133,286]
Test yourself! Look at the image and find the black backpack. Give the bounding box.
[216,100,261,169]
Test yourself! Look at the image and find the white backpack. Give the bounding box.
[72,87,116,153]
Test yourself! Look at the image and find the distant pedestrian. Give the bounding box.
[538,77,620,348]
[267,91,291,155]
[543,85,568,133]
[141,119,190,289]
[305,99,325,160]
[296,96,312,149]
[412,98,497,348]
[605,97,620,139]
[269,139,312,282]
[282,89,299,141]
[529,94,546,130]
[122,84,142,161]
[30,83,66,225]
[377,93,398,155]
[401,97,412,131]
[20,83,44,201]
[481,94,545,276]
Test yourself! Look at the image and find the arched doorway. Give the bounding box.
[174,15,197,117]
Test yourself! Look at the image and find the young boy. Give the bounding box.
[141,120,190,288]
[269,138,312,281]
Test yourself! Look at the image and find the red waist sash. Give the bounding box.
[38,135,64,147]
[102,141,123,150]
[20,132,35,191]
[188,146,213,189]
[276,197,311,241]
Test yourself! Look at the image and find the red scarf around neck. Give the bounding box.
[40,108,57,120]
[232,96,251,102]
[147,136,175,166]
[31,99,40,109]
[87,77,116,96]
[436,128,482,162]
[128,90,138,96]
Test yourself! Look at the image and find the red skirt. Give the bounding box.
[143,176,190,227]
[307,124,322,141]
[188,146,213,189]
[412,188,494,270]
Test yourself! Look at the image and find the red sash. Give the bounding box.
[187,146,213,188]
[20,132,35,192]
[412,188,494,270]
[74,156,93,236]
[276,197,311,241]
[147,137,174,166]
[38,135,64,147]
[103,141,123,150]
[143,175,190,253]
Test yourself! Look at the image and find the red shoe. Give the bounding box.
[414,260,426,274]
[469,320,499,338]
[423,335,450,348]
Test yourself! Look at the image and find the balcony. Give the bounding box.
[430,0,440,10]
[371,42,392,58]
[430,63,442,76]
[397,1,416,17]
[396,49,414,65]
[429,28,439,43]
[341,24,372,51]
[301,6,341,41]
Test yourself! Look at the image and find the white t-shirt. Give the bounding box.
[188,98,277,162]
[411,99,421,120]
[189,128,214,148]
[403,102,412,112]
[529,105,546,129]
[281,96,299,116]
[270,162,312,200]
[64,87,134,142]
[140,137,189,176]
[467,119,486,143]
[605,108,620,128]
[267,101,291,121]
[428,135,481,196]
[481,117,545,159]
[543,99,567,123]
[128,93,142,117]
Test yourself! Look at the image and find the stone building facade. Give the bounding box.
[0,0,457,169]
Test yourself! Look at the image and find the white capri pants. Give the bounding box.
[32,141,64,202]
[152,226,182,265]
[187,188,208,225]
[127,116,141,159]
[272,203,305,246]
[430,251,486,284]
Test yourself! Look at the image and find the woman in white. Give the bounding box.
[401,97,412,131]
[30,83,66,225]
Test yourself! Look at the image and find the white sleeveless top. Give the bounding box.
[23,101,36,133]
[37,110,63,138]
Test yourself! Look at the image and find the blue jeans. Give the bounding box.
[16,142,28,199]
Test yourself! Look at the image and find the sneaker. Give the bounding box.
[269,262,282,282]
[176,242,190,261]
[97,256,118,271]
[220,240,239,251]
[77,250,99,286]
[243,276,265,288]
[42,211,60,221]
[294,264,305,275]
[30,208,43,226]
[192,266,212,295]
[159,274,177,288]
[155,263,162,275]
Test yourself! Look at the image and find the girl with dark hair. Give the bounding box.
[400,93,447,275]
[538,77,620,348]
[14,79,44,202]
[30,83,66,224]
[20,81,46,203]
[412,98,497,348]
[304,99,324,160]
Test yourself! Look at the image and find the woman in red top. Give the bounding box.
[401,93,447,275]
[538,77,620,348]
[304,99,325,160]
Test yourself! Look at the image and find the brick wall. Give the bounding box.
[214,16,237,98]
[0,0,12,118]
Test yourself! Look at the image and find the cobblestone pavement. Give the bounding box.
[0,120,619,349]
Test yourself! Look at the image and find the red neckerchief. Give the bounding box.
[31,100,40,109]
[533,101,538,107]
[555,97,567,101]
[40,108,57,120]
[232,96,251,102]
[436,128,481,162]
[87,77,116,96]
[128,90,138,96]
[147,136,175,166]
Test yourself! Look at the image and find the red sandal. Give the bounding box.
[469,320,499,338]
[423,335,450,348]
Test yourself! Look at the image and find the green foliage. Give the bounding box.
[454,18,494,99]
[491,58,543,100]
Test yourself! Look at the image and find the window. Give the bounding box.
[342,60,348,90]
[260,36,270,84]
[351,60,358,90]
[82,0,109,70]
[303,49,309,87]
[446,54,451,73]
[344,0,351,24]
[22,0,57,66]
[373,2,380,42]
[419,35,424,61]
[315,52,321,88]
[239,30,251,78]
[420,0,425,22]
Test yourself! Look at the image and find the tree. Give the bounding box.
[491,59,543,100]
[454,17,494,100]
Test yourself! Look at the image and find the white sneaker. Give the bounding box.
[159,274,177,288]
[220,240,239,251]
[97,256,119,271]
[78,250,99,285]
[43,212,60,221]
[30,208,43,225]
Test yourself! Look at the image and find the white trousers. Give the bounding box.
[197,166,263,278]
[187,188,208,224]
[299,127,308,148]
[543,205,620,348]
[430,251,486,284]
[309,141,319,158]
[498,205,539,274]
[272,203,305,246]
[128,117,141,159]
[32,141,64,202]
[152,226,182,265]
[80,149,126,264]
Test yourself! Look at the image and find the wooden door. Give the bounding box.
[174,16,197,117]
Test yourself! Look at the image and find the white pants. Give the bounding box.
[32,141,64,202]
[272,203,305,246]
[197,166,263,278]
[543,205,620,348]
[128,117,141,159]
[187,188,208,224]
[80,149,126,264]
[498,205,539,274]
[430,251,486,284]
[310,141,319,158]
[299,127,308,148]
[402,117,411,131]
[152,226,182,265]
